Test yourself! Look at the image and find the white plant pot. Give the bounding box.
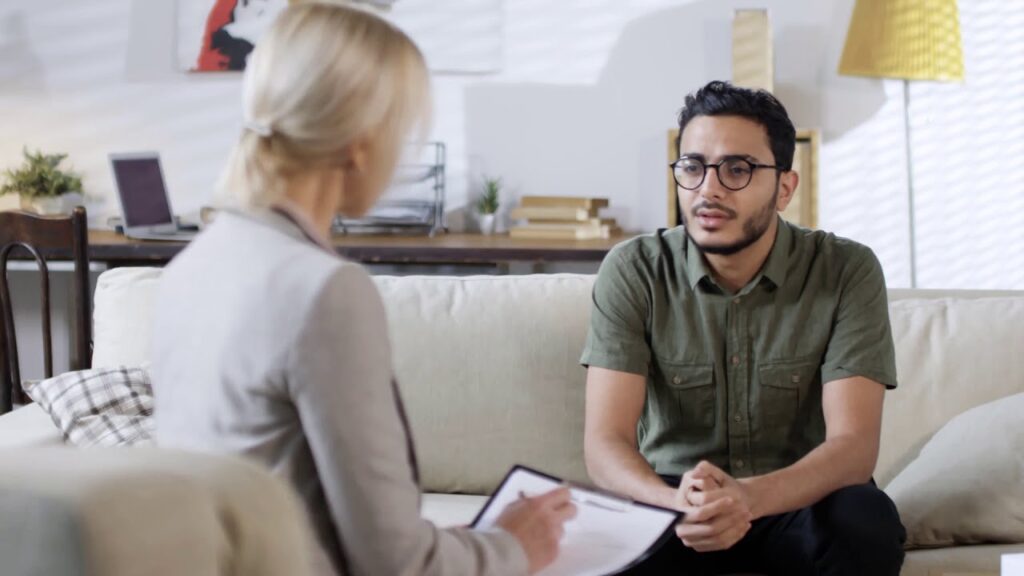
[21,194,72,216]
[478,213,497,235]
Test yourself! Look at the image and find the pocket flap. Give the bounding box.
[660,361,714,390]
[758,358,818,389]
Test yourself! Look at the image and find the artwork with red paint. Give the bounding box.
[179,0,505,74]
[179,0,287,72]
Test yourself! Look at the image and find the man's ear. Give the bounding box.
[775,170,800,212]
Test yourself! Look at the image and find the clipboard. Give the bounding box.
[471,465,684,576]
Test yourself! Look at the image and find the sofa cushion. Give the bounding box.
[23,366,154,447]
[91,267,162,368]
[0,403,63,448]
[377,274,595,495]
[901,543,1024,576]
[886,392,1024,548]
[877,296,1024,486]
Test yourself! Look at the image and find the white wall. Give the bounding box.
[1,0,1022,289]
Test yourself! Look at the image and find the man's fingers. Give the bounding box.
[694,461,727,484]
[689,485,748,508]
[683,519,751,552]
[689,478,717,493]
[681,496,734,524]
[679,510,752,551]
[677,508,748,539]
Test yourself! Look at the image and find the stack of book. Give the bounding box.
[509,196,620,240]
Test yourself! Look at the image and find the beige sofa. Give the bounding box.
[1,268,1023,575]
[0,447,314,576]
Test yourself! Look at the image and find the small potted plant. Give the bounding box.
[0,148,83,215]
[476,176,501,235]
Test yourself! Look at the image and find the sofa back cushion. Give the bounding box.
[92,269,1024,494]
[877,294,1024,486]
[375,275,595,493]
[91,268,162,368]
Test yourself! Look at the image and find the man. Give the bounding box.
[581,81,906,575]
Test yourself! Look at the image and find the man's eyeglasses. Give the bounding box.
[669,156,783,191]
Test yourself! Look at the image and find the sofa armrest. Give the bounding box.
[0,447,313,576]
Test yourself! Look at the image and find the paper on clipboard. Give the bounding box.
[471,465,682,576]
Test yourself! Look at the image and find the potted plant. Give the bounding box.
[476,176,501,235]
[0,148,83,215]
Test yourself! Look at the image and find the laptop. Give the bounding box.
[109,152,197,241]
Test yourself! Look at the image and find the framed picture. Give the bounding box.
[177,0,503,73]
[666,128,819,229]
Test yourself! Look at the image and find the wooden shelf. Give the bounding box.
[83,230,637,266]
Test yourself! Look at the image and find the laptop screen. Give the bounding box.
[112,155,173,227]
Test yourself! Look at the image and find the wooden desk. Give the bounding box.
[86,229,634,267]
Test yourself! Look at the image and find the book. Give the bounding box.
[520,196,610,210]
[527,218,618,227]
[471,465,682,576]
[510,206,598,222]
[510,222,621,240]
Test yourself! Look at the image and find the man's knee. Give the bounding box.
[813,484,906,573]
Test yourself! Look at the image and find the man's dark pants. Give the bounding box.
[622,476,906,576]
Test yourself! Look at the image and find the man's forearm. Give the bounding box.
[741,434,876,519]
[585,439,677,509]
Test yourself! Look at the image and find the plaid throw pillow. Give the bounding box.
[22,366,155,447]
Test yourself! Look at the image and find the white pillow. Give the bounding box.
[885,392,1024,548]
[22,366,154,447]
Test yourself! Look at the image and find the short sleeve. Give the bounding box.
[580,249,651,376]
[820,247,898,388]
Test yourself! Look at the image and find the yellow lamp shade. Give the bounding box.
[839,0,964,82]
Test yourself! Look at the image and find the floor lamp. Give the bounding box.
[838,0,964,288]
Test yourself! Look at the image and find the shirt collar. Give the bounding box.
[685,233,714,290]
[683,216,792,292]
[269,200,335,253]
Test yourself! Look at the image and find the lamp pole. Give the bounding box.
[903,78,918,289]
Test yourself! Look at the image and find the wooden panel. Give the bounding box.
[732,9,774,92]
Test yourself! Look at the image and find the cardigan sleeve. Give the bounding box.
[288,263,529,576]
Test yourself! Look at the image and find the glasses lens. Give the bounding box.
[674,159,705,190]
[719,159,754,190]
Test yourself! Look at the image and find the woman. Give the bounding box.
[151,2,574,575]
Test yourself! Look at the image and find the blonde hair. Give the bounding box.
[218,0,430,209]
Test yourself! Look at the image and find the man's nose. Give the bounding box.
[698,166,727,201]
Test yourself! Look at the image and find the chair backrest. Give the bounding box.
[0,207,91,414]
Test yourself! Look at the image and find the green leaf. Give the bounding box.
[0,148,83,198]
[476,176,501,214]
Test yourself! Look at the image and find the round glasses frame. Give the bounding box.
[669,156,783,191]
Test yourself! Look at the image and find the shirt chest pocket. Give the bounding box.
[757,358,819,429]
[659,361,717,431]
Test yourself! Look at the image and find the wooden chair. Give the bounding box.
[0,207,92,414]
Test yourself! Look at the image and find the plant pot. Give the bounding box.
[21,194,71,216]
[477,213,497,235]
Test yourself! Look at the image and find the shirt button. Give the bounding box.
[791,374,801,384]
[673,375,682,385]
[735,460,745,470]
[731,355,741,366]
[733,414,743,423]
[733,297,741,305]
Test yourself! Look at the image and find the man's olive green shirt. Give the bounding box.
[580,218,897,478]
